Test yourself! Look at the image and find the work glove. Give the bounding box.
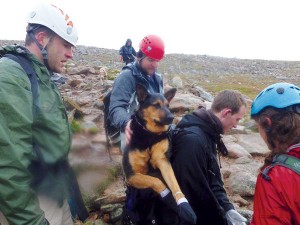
[226,209,247,225]
[160,190,177,211]
[160,190,197,224]
[177,200,197,224]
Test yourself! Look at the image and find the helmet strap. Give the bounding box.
[138,54,146,63]
[136,55,145,68]
[27,29,51,70]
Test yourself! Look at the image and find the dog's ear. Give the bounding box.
[164,88,177,103]
[136,83,149,103]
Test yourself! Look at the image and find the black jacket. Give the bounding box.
[171,109,234,225]
[119,40,136,64]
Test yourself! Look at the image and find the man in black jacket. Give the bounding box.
[119,38,137,65]
[171,90,248,225]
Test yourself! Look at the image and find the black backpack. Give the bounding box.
[103,90,122,146]
[103,88,138,161]
[102,66,142,157]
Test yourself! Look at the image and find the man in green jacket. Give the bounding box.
[0,3,87,225]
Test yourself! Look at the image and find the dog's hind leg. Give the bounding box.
[150,139,185,202]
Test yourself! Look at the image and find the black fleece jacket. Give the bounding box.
[171,108,234,225]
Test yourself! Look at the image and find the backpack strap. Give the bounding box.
[3,54,39,116]
[262,154,300,181]
[3,53,45,161]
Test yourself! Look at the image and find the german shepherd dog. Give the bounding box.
[122,83,196,224]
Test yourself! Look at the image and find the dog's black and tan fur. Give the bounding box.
[122,83,186,203]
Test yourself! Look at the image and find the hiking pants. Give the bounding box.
[0,195,74,225]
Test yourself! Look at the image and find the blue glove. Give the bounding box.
[178,201,197,224]
[226,209,247,225]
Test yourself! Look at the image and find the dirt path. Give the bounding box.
[69,133,122,195]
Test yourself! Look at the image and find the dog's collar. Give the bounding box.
[133,114,171,136]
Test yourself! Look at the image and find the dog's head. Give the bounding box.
[135,83,176,134]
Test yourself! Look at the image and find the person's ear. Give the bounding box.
[35,32,49,47]
[221,108,232,118]
[264,117,272,132]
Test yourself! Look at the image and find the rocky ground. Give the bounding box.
[1,40,300,224]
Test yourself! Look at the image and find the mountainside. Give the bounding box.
[1,39,300,83]
[1,40,294,224]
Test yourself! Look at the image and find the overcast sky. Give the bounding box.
[1,0,300,61]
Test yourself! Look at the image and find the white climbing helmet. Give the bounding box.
[26,3,78,46]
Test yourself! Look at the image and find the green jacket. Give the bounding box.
[0,45,71,224]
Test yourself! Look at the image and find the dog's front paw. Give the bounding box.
[178,201,197,224]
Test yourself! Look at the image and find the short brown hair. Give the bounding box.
[25,24,56,46]
[211,90,247,114]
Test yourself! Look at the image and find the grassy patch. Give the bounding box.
[170,73,280,122]
[107,68,121,80]
[88,127,100,134]
[71,120,83,133]
[198,74,278,99]
[173,73,277,100]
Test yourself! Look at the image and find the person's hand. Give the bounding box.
[177,200,197,224]
[226,209,247,225]
[125,120,133,145]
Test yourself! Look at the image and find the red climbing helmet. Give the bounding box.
[139,34,165,61]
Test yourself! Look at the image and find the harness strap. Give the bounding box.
[262,154,300,181]
[4,54,39,110]
[4,54,45,161]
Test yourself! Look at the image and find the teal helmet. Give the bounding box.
[251,82,300,116]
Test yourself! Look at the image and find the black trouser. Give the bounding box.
[125,187,179,225]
